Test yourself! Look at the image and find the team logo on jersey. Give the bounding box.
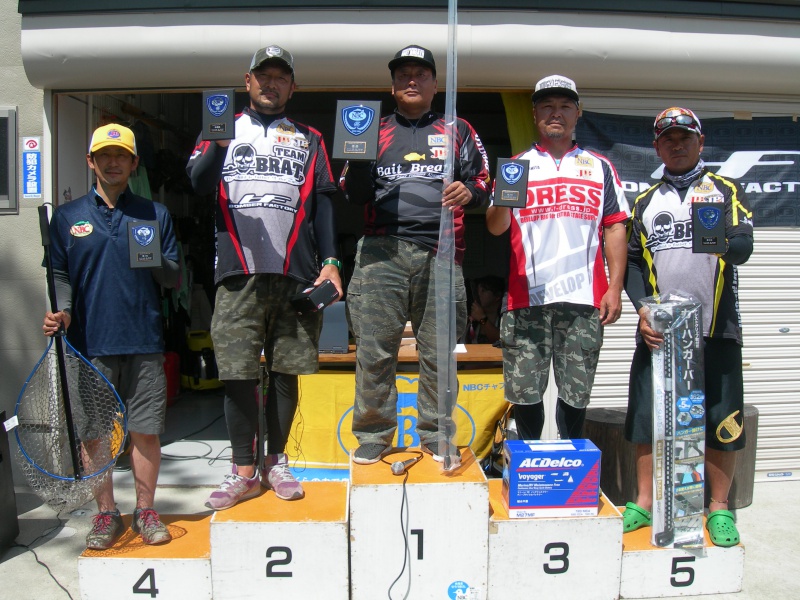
[696,206,722,230]
[205,94,229,118]
[276,122,296,136]
[222,142,308,185]
[404,152,426,161]
[428,134,448,146]
[431,147,448,160]
[229,143,257,174]
[70,221,93,237]
[342,106,375,136]
[692,180,715,194]
[132,224,156,247]
[647,211,692,250]
[501,163,525,185]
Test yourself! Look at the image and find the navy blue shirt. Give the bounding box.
[49,188,178,357]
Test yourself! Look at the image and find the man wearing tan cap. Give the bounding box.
[43,123,180,549]
[187,45,341,509]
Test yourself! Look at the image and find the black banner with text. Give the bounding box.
[577,111,800,227]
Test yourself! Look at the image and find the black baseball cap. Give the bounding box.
[250,45,294,73]
[388,45,436,75]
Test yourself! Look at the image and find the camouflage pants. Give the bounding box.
[346,236,467,446]
[211,274,322,380]
[500,303,602,409]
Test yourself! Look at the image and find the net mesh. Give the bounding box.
[14,339,126,514]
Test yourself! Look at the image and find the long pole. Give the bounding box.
[435,0,459,471]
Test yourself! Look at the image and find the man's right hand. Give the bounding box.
[43,310,70,337]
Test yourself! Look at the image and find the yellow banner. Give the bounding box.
[286,369,508,472]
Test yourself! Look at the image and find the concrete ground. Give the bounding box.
[2,390,798,599]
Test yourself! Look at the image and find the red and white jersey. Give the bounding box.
[502,143,630,310]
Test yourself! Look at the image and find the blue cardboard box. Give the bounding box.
[502,439,601,518]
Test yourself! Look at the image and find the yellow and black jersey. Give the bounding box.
[625,168,754,343]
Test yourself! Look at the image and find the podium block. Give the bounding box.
[620,519,744,598]
[350,448,489,600]
[210,481,349,600]
[78,515,211,600]
[487,479,622,599]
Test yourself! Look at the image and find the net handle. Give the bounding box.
[38,204,83,480]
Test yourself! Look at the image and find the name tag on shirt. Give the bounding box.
[692,202,726,254]
[128,221,162,268]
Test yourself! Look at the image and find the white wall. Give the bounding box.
[0,0,47,426]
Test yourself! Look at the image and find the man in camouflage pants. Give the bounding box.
[486,75,629,439]
[186,45,341,509]
[341,45,490,465]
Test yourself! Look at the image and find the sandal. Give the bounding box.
[706,509,740,547]
[623,501,652,533]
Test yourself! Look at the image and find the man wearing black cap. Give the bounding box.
[341,44,490,466]
[486,74,630,442]
[622,107,754,547]
[187,45,342,509]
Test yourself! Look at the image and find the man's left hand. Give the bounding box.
[316,265,344,301]
[442,181,472,210]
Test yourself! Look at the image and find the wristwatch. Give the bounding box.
[322,257,341,270]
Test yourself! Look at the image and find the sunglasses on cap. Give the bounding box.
[654,114,700,135]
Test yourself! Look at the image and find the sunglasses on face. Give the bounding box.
[655,114,699,132]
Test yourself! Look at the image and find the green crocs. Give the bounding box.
[623,502,652,533]
[706,509,740,547]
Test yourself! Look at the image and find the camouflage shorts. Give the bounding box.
[500,303,603,409]
[211,274,322,380]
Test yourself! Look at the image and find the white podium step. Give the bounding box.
[78,515,212,600]
[210,480,349,600]
[349,448,489,600]
[620,518,745,598]
[487,479,623,599]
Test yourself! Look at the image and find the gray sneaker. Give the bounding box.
[423,443,462,467]
[353,443,390,465]
[261,453,304,500]
[132,507,172,545]
[205,465,260,510]
[86,510,124,550]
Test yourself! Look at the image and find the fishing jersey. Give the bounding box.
[186,107,336,285]
[502,144,630,311]
[341,110,490,261]
[49,189,178,357]
[627,168,754,343]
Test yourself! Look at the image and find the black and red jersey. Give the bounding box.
[187,107,337,285]
[341,110,490,261]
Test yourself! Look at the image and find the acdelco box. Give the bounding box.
[502,439,601,518]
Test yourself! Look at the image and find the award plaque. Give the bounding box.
[332,100,381,161]
[492,158,529,208]
[202,89,235,140]
[692,202,727,254]
[128,221,162,269]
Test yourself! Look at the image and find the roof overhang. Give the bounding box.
[20,9,800,98]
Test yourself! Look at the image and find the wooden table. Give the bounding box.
[318,343,503,366]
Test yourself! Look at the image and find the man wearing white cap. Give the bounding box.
[486,75,630,441]
[622,107,754,546]
[43,123,180,549]
[187,45,341,509]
